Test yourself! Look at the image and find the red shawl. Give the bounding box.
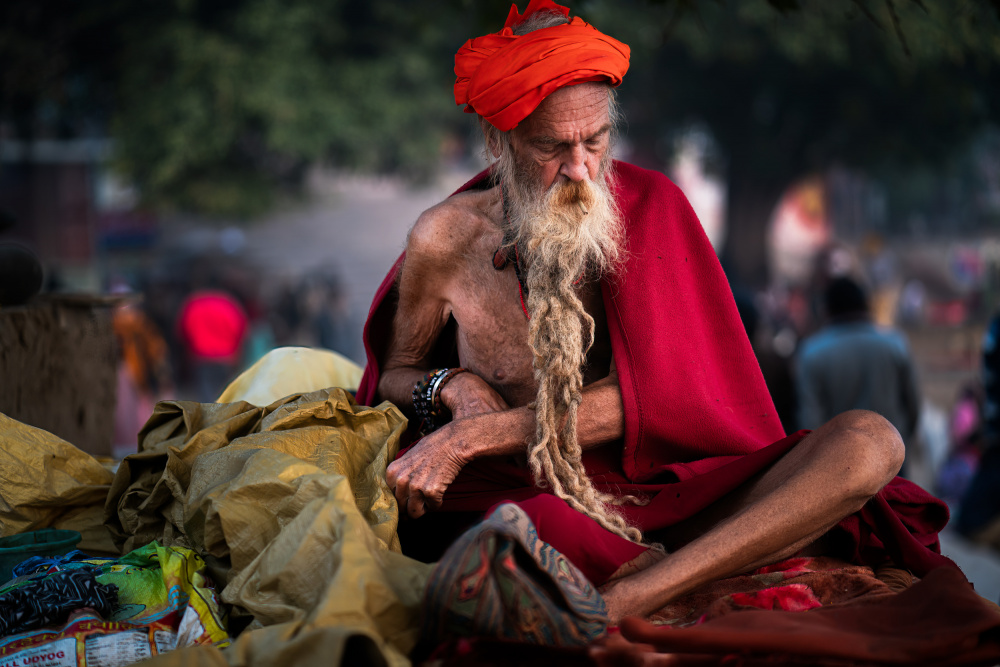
[356,161,953,576]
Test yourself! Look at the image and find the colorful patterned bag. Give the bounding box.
[420,503,607,648]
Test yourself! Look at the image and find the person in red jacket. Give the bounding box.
[357,0,951,624]
[177,288,249,402]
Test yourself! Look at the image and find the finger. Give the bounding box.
[395,484,410,514]
[423,488,444,511]
[407,492,426,519]
[390,472,410,513]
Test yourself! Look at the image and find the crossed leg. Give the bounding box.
[600,409,905,623]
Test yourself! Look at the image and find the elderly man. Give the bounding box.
[356,0,949,624]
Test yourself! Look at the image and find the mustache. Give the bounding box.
[549,179,597,215]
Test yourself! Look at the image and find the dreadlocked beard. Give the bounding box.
[496,143,642,544]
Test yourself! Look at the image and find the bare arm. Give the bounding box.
[378,204,512,420]
[446,369,624,459]
[377,209,456,416]
[379,201,627,517]
[387,367,625,517]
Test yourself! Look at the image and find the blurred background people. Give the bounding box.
[111,281,173,456]
[177,287,250,403]
[935,381,985,506]
[955,312,1000,546]
[795,276,922,476]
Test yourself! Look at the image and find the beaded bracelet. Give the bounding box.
[412,367,468,434]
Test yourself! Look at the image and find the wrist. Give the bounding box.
[464,407,535,461]
[438,371,466,412]
[411,367,468,434]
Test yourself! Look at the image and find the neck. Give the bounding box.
[830,312,870,325]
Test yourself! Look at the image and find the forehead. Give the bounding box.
[515,83,610,140]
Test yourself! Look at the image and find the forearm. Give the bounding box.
[577,373,626,448]
[388,371,626,518]
[378,366,426,417]
[460,374,625,461]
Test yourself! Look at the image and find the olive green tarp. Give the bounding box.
[0,363,432,667]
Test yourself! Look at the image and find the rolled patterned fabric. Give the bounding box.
[454,0,630,132]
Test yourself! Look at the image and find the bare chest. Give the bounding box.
[447,255,613,408]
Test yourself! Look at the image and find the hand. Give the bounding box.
[386,414,491,519]
[588,632,656,665]
[439,371,509,420]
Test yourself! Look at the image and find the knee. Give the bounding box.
[824,409,905,496]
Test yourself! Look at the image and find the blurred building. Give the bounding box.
[0,138,159,292]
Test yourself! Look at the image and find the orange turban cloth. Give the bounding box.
[454,0,630,132]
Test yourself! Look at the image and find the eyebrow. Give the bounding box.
[532,124,612,146]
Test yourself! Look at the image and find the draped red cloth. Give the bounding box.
[454,0,630,131]
[357,162,954,580]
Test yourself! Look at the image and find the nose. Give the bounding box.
[559,145,589,182]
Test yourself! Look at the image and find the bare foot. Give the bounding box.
[599,548,668,625]
[601,576,657,626]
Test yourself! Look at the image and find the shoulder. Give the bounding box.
[611,160,698,233]
[612,161,686,200]
[406,189,498,263]
[875,325,912,354]
[798,329,839,362]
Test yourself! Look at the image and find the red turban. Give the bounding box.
[454,0,630,132]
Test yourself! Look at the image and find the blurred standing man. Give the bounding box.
[796,276,922,477]
[357,0,951,623]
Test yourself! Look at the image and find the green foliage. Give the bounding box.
[588,0,999,178]
[107,0,462,217]
[2,0,997,222]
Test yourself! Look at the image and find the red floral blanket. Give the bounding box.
[431,557,1000,666]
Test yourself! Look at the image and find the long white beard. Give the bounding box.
[494,151,640,543]
[500,156,622,281]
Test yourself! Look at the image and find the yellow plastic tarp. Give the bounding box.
[217,347,364,407]
[1,345,433,667]
[104,388,432,666]
[0,413,117,554]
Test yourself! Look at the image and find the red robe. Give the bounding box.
[357,161,953,581]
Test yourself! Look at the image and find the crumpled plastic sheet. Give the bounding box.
[0,413,117,554]
[103,388,432,667]
[1,378,433,667]
[216,347,364,407]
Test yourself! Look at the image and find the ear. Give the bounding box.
[480,118,503,159]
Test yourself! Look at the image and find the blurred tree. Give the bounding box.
[111,0,467,216]
[1,0,470,217]
[2,0,997,233]
[0,1,128,141]
[588,0,1000,286]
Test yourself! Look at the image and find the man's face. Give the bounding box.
[506,83,612,191]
